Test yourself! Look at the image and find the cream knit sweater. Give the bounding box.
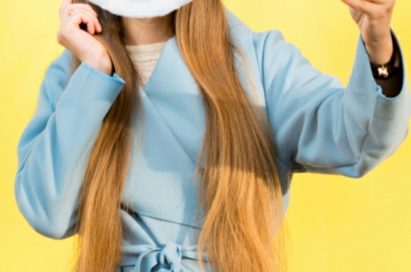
[126,41,167,86]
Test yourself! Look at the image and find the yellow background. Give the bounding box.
[1,0,410,271]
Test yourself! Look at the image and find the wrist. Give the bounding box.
[364,32,393,65]
[81,50,113,76]
[369,31,402,81]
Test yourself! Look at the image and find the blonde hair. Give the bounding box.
[70,1,289,271]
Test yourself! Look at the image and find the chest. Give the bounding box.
[120,37,270,229]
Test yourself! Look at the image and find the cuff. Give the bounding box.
[55,61,126,110]
[348,29,410,103]
[367,29,404,98]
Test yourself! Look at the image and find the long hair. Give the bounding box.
[70,1,289,271]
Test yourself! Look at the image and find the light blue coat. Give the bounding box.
[14,8,411,272]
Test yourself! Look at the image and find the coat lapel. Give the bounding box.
[141,35,206,166]
[122,35,207,228]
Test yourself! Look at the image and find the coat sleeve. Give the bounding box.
[14,49,126,239]
[254,29,411,178]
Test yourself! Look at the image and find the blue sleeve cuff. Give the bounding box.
[55,61,126,110]
[354,29,409,102]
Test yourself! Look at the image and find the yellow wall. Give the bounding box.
[1,0,410,271]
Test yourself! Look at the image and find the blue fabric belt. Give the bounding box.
[119,242,208,271]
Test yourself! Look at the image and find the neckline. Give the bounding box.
[126,40,168,54]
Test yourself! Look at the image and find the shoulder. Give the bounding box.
[224,8,302,94]
[224,7,291,60]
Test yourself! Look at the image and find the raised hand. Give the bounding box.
[341,0,395,64]
[57,0,113,74]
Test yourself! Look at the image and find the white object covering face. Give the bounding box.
[88,0,193,18]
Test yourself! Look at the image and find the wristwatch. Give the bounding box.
[370,33,402,80]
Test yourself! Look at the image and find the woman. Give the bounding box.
[14,0,410,271]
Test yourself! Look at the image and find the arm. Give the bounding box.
[14,49,125,239]
[254,29,411,178]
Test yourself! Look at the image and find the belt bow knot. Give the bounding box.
[128,242,205,272]
[155,242,183,271]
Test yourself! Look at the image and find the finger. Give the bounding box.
[68,5,101,32]
[63,4,98,19]
[74,3,98,17]
[69,11,96,34]
[91,14,102,33]
[59,0,71,16]
[60,3,98,21]
[63,7,101,33]
[72,6,98,21]
[61,0,72,9]
[95,18,102,33]
[78,9,101,33]
[341,0,381,15]
[360,0,386,4]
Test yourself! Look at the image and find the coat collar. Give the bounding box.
[141,34,197,96]
[140,8,255,98]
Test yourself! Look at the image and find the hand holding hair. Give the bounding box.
[57,0,113,75]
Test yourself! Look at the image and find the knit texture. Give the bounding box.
[126,41,167,86]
